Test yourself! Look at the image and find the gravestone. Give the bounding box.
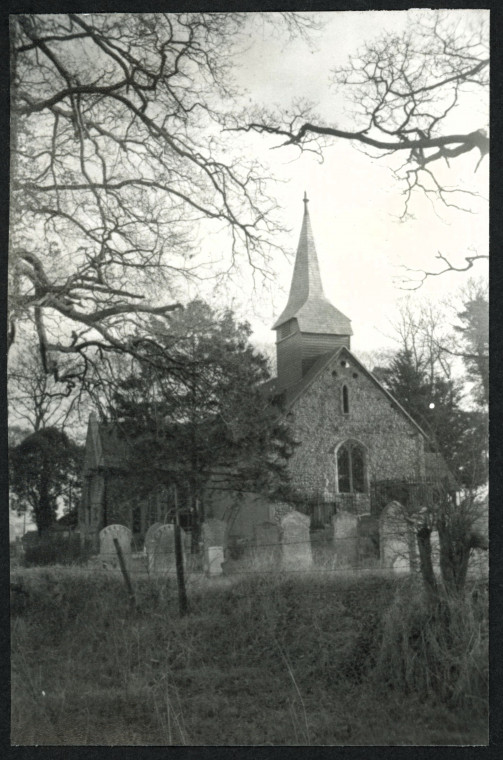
[254,521,281,568]
[202,518,227,576]
[151,524,186,577]
[207,546,225,576]
[144,522,163,574]
[379,501,412,572]
[99,524,132,570]
[333,512,358,569]
[280,510,312,570]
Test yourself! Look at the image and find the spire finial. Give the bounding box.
[303,191,309,210]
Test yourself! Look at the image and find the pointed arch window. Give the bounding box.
[336,441,367,493]
[342,384,349,414]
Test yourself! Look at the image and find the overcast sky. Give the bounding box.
[198,9,489,356]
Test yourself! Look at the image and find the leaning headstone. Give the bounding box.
[333,512,358,569]
[202,519,227,576]
[379,501,411,573]
[254,521,281,569]
[152,524,186,577]
[144,522,163,573]
[280,511,312,571]
[99,524,132,571]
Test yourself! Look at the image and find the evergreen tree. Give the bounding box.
[380,349,487,488]
[9,428,83,535]
[107,301,296,532]
[454,293,488,406]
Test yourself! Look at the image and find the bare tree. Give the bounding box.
[10,13,313,387]
[8,340,89,433]
[233,11,488,278]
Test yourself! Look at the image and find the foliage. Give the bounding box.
[22,533,87,567]
[106,300,296,511]
[453,289,488,406]
[9,427,84,535]
[375,583,488,712]
[380,348,487,488]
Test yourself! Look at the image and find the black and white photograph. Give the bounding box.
[8,8,489,746]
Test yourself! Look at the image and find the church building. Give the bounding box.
[79,195,451,551]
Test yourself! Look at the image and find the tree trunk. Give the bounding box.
[437,521,470,596]
[174,486,188,616]
[37,475,53,536]
[416,524,438,603]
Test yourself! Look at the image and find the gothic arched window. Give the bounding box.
[336,441,367,493]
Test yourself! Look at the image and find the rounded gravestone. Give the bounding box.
[99,524,132,570]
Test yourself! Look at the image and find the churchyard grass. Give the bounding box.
[10,565,488,745]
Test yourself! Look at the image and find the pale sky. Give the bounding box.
[200,9,489,357]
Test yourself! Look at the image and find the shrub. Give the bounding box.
[22,533,88,566]
[373,582,488,713]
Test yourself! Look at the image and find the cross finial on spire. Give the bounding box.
[303,191,309,210]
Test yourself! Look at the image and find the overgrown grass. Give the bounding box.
[10,566,488,745]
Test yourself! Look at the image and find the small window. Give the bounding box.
[342,384,349,414]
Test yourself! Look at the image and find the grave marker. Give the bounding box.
[280,511,312,570]
[254,521,281,568]
[99,524,132,570]
[202,518,227,576]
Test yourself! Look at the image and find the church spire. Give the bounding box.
[273,195,353,390]
[272,194,352,336]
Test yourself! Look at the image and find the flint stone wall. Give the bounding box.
[285,353,425,502]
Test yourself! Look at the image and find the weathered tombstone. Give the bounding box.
[379,501,412,573]
[333,512,358,569]
[144,522,163,574]
[202,518,227,576]
[99,524,132,571]
[280,511,312,571]
[207,546,225,576]
[254,521,281,569]
[152,524,186,577]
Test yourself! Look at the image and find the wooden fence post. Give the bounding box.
[174,485,188,616]
[113,537,136,611]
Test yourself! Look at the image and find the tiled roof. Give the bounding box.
[273,200,352,336]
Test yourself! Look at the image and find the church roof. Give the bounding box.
[273,194,352,335]
[269,346,429,440]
